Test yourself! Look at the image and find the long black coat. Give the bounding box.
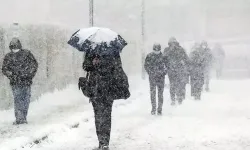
[163,45,189,84]
[2,49,38,86]
[189,49,206,86]
[83,51,130,101]
[203,48,213,74]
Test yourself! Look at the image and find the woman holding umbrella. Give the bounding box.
[68,27,130,150]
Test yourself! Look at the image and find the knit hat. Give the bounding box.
[9,37,22,50]
[153,43,161,51]
[169,37,177,43]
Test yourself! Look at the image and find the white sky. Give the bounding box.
[0,0,249,43]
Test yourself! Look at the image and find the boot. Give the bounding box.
[157,111,162,116]
[157,108,162,116]
[101,145,109,150]
[13,120,28,125]
[151,110,156,115]
[177,97,183,105]
[194,93,201,100]
[178,100,183,105]
[171,101,176,106]
[13,121,20,125]
[151,107,156,115]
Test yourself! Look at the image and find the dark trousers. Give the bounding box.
[204,70,210,91]
[191,77,204,100]
[11,85,31,122]
[149,76,164,112]
[168,74,186,103]
[92,98,113,146]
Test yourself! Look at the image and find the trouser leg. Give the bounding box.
[157,82,164,113]
[12,86,30,122]
[149,79,157,112]
[92,98,113,146]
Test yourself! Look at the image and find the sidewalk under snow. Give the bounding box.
[0,78,250,150]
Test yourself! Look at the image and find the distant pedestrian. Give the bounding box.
[189,43,206,100]
[163,37,189,105]
[213,43,225,78]
[200,41,213,92]
[144,43,167,115]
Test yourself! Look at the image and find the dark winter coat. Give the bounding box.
[2,49,38,87]
[163,45,189,84]
[203,48,213,73]
[144,52,167,80]
[83,51,130,101]
[189,49,206,86]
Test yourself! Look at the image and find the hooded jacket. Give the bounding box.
[2,38,38,86]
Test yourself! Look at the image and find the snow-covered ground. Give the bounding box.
[1,77,250,150]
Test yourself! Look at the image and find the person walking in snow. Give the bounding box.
[163,37,189,105]
[189,43,206,100]
[82,44,130,150]
[200,41,213,92]
[144,43,167,115]
[213,43,225,79]
[2,37,38,125]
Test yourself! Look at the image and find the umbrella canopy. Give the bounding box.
[68,27,127,55]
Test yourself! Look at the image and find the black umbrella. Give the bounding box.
[68,27,127,56]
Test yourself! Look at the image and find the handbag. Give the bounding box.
[78,72,94,98]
